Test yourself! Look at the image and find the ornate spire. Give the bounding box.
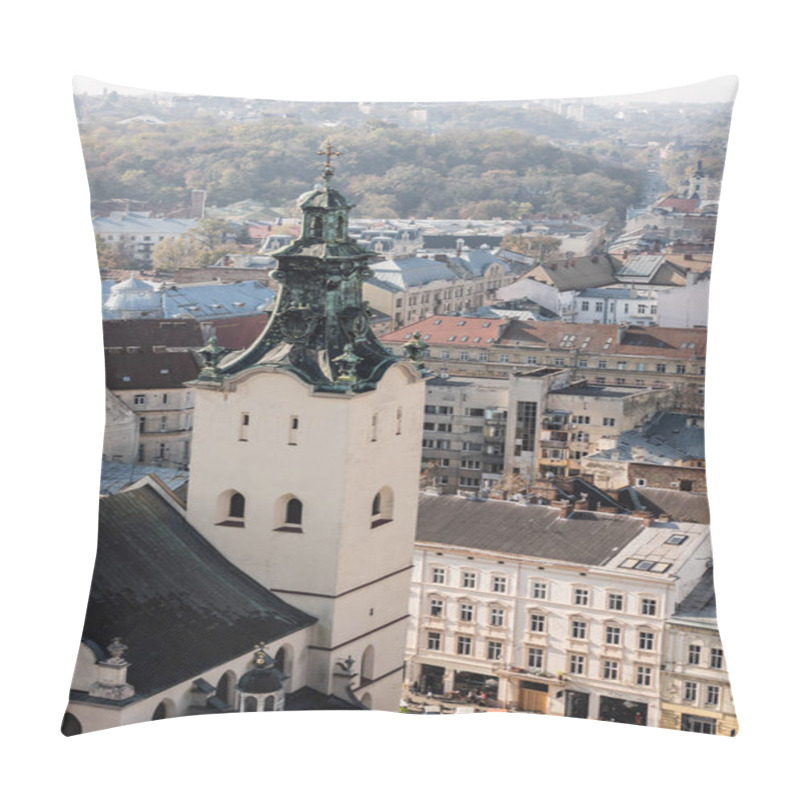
[207,156,398,393]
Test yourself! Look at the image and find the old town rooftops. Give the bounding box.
[382,316,706,358]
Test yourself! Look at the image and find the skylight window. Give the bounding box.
[457,320,466,326]
[666,534,688,545]
[433,319,442,325]
[482,322,491,328]
[473,337,481,343]
[620,558,672,573]
[448,335,456,341]
[460,336,469,342]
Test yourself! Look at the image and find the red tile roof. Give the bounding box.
[381,316,706,359]
[381,316,509,347]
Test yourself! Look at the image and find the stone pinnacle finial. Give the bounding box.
[106,637,128,663]
[317,141,342,185]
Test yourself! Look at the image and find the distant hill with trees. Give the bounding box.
[78,113,641,221]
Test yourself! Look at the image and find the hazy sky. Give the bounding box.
[73,74,738,105]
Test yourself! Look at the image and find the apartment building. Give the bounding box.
[407,493,713,726]
[104,347,200,467]
[659,569,738,736]
[420,368,673,493]
[382,316,706,413]
[364,250,521,329]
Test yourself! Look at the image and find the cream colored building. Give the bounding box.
[184,179,426,712]
[365,250,520,329]
[407,493,714,728]
[659,569,738,735]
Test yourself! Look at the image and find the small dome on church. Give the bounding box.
[236,650,284,694]
[104,274,161,316]
[297,185,352,211]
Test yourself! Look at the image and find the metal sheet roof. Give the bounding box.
[416,494,643,566]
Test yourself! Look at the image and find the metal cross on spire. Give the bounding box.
[317,141,342,184]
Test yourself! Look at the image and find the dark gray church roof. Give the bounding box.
[82,484,315,698]
[416,494,643,566]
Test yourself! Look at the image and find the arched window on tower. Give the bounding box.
[275,495,304,531]
[218,490,246,527]
[312,216,323,238]
[244,696,258,712]
[286,498,303,525]
[336,215,345,239]
[229,493,245,519]
[371,487,394,528]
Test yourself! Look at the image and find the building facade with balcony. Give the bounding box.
[407,493,714,727]
[419,368,673,493]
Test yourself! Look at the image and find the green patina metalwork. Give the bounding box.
[213,158,398,392]
[402,331,429,372]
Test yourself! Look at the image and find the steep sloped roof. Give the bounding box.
[83,485,315,697]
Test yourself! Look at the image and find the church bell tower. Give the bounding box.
[185,147,425,710]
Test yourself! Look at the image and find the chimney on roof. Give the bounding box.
[574,493,590,511]
[617,323,628,344]
[631,509,656,526]
[554,498,574,518]
[685,253,693,261]
[597,504,619,515]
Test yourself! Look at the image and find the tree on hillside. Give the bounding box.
[152,235,206,272]
[153,218,249,271]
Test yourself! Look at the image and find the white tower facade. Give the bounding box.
[186,166,426,711]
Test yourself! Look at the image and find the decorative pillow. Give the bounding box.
[64,75,738,738]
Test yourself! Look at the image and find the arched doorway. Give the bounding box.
[216,670,237,707]
[152,698,177,720]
